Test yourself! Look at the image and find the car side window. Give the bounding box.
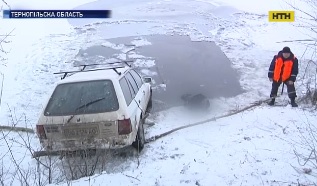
[125,72,139,95]
[119,77,133,105]
[125,76,136,98]
[130,70,143,89]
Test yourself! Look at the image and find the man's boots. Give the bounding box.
[290,98,298,107]
[268,98,275,106]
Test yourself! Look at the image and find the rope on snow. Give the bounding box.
[145,97,275,143]
[0,125,34,133]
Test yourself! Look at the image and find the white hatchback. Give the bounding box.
[36,64,152,152]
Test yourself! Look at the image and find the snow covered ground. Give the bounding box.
[54,106,317,185]
[0,0,316,185]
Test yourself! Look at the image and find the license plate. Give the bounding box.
[63,127,99,138]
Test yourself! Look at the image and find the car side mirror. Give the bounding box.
[144,77,153,83]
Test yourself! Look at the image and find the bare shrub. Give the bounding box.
[0,106,127,185]
[293,113,317,181]
[298,60,317,108]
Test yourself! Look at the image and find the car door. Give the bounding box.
[124,72,143,127]
[129,70,149,110]
[119,76,139,130]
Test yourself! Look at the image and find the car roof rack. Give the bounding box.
[54,60,134,80]
[75,60,134,71]
[54,65,125,80]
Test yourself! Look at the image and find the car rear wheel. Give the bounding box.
[132,118,145,152]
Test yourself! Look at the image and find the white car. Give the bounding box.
[36,63,152,152]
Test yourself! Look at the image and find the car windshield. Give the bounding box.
[44,80,119,116]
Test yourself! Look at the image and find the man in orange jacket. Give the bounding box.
[268,46,298,107]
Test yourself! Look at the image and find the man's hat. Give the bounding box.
[282,46,291,53]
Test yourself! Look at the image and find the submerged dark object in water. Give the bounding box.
[181,93,210,111]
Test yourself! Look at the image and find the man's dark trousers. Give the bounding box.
[270,81,297,98]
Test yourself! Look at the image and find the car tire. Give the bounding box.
[132,118,145,152]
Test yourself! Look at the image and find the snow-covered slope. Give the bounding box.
[53,105,317,185]
[0,0,316,185]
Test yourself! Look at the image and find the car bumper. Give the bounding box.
[39,135,133,151]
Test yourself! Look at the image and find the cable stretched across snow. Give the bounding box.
[145,98,273,143]
[0,125,34,133]
[147,77,307,144]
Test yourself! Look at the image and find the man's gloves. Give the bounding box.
[269,79,294,85]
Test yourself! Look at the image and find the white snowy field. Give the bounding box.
[53,106,317,186]
[0,0,316,185]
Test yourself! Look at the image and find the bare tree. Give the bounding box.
[0,0,12,62]
[0,0,14,108]
[280,0,317,107]
[0,0,10,9]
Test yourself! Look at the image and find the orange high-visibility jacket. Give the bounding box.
[268,52,299,82]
